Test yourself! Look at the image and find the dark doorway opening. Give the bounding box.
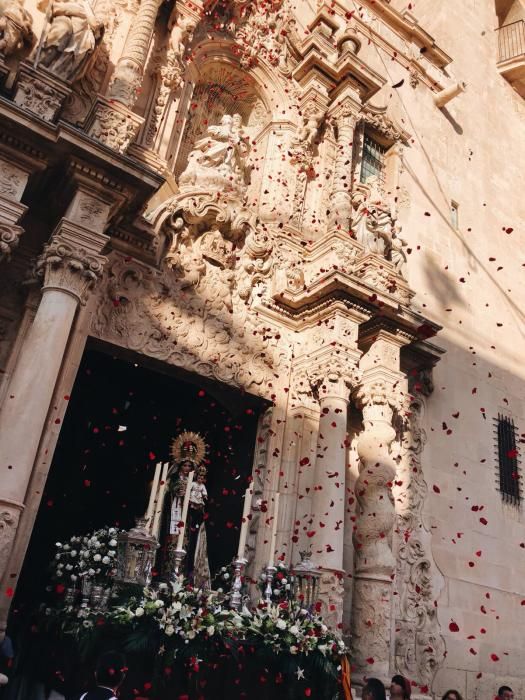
[14,341,265,615]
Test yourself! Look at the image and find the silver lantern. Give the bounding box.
[291,550,322,610]
[116,518,159,587]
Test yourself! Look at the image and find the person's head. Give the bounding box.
[95,651,126,690]
[498,687,514,700]
[363,678,387,700]
[391,675,411,700]
[442,690,463,700]
[180,461,192,475]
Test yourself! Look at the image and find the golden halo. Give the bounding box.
[170,430,207,466]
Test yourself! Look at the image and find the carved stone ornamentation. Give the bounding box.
[328,103,359,232]
[0,222,23,261]
[36,0,103,82]
[34,227,108,303]
[0,0,33,56]
[393,390,445,687]
[13,62,71,121]
[318,569,345,632]
[86,96,142,152]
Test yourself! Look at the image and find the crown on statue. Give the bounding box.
[171,430,207,466]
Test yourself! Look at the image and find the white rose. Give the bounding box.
[70,551,77,557]
[135,607,144,617]
[83,551,90,559]
[172,602,182,612]
[109,539,117,547]
[281,578,287,585]
[88,568,95,576]
[55,542,62,548]
[207,625,215,636]
[155,600,164,608]
[70,575,77,582]
[165,625,175,636]
[56,571,63,577]
[63,544,70,551]
[109,528,117,535]
[93,554,102,562]
[276,619,287,630]
[321,624,327,633]
[290,625,300,636]
[223,573,230,580]
[65,564,73,571]
[102,556,110,565]
[108,551,116,557]
[290,645,298,655]
[55,554,61,560]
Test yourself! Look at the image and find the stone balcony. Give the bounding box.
[497,20,525,97]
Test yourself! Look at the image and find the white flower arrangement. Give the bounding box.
[109,576,347,659]
[51,526,121,586]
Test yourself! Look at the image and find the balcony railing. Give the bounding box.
[497,19,525,62]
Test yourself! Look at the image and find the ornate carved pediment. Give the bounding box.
[359,104,409,143]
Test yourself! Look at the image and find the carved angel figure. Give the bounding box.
[168,13,196,59]
[36,0,103,82]
[179,113,250,194]
[0,0,33,56]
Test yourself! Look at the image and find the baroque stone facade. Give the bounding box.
[0,0,524,698]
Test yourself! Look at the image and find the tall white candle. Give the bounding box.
[236,485,253,560]
[151,462,169,538]
[145,462,162,526]
[269,492,280,568]
[176,470,194,552]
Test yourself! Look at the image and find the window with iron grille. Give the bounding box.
[495,414,521,504]
[360,134,387,183]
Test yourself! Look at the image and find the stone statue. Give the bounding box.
[0,0,33,56]
[36,0,103,82]
[168,12,196,61]
[179,113,250,195]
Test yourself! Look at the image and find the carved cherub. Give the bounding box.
[168,12,197,59]
[0,0,33,56]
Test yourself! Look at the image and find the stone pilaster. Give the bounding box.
[350,331,409,684]
[0,189,110,583]
[0,158,31,262]
[328,92,361,233]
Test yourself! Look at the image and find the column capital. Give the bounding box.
[34,222,108,303]
[308,349,362,402]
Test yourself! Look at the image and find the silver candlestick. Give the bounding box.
[264,565,277,604]
[230,557,248,610]
[172,548,186,578]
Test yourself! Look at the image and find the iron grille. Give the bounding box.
[494,414,521,504]
[497,20,525,63]
[360,134,386,183]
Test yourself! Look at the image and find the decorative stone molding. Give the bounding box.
[85,96,144,153]
[360,104,408,143]
[34,223,108,303]
[13,62,71,122]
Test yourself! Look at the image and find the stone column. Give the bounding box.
[328,92,361,233]
[304,312,363,629]
[86,0,170,152]
[0,193,109,581]
[350,330,408,683]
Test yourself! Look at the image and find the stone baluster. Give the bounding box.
[328,93,360,233]
[0,190,111,582]
[349,331,408,683]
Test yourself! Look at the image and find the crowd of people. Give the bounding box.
[0,641,518,700]
[362,674,516,700]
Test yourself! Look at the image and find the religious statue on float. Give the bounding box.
[145,431,211,590]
